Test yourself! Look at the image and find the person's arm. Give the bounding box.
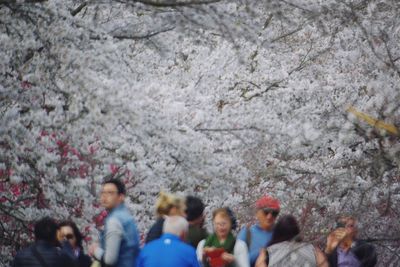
[315,247,329,267]
[325,228,346,254]
[94,217,123,266]
[196,239,205,265]
[190,248,201,267]
[234,240,250,267]
[254,249,268,267]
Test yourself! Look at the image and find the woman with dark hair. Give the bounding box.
[255,215,328,267]
[58,220,92,267]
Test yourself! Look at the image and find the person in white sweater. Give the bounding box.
[197,208,249,267]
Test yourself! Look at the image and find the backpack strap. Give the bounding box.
[31,245,51,267]
[245,224,252,248]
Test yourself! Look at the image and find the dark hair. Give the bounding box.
[267,215,300,247]
[103,179,126,195]
[226,207,237,231]
[185,196,205,221]
[34,217,58,243]
[58,220,85,249]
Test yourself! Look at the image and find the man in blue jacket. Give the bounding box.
[137,216,200,267]
[89,179,140,267]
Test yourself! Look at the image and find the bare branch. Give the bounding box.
[0,0,46,3]
[130,0,221,7]
[90,26,175,40]
[70,2,87,16]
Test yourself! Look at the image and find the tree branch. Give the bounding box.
[70,2,87,16]
[90,27,175,40]
[0,0,46,3]
[130,0,221,7]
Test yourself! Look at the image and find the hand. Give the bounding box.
[325,228,347,254]
[88,242,99,257]
[221,252,234,263]
[255,249,268,267]
[203,246,215,254]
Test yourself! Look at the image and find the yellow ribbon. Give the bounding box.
[347,106,399,135]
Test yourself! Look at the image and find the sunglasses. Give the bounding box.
[262,208,279,217]
[64,233,75,240]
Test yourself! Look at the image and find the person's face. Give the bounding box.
[100,183,124,210]
[344,219,357,239]
[213,213,232,239]
[256,208,278,231]
[59,226,77,248]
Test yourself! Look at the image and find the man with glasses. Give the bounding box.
[237,195,280,267]
[89,179,140,267]
[325,216,377,267]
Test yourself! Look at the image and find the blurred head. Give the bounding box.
[185,196,205,223]
[101,179,125,210]
[255,195,280,231]
[34,217,58,244]
[268,215,300,247]
[155,192,185,217]
[212,208,236,239]
[337,216,358,240]
[163,216,189,240]
[58,220,84,249]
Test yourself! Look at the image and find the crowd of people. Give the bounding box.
[12,178,378,267]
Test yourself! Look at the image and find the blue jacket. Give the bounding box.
[101,203,140,267]
[137,233,200,267]
[237,225,273,267]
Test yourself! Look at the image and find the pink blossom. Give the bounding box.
[110,164,119,175]
[21,81,32,89]
[10,184,21,197]
[89,145,98,155]
[79,165,89,178]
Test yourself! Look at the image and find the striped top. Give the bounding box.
[267,241,317,267]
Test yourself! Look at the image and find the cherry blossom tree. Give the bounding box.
[1,0,399,265]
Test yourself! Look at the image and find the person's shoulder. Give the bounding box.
[234,239,248,250]
[13,246,33,261]
[237,225,248,238]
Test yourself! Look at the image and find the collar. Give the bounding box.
[161,233,181,241]
[109,203,125,214]
[255,224,274,232]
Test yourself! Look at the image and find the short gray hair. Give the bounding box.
[163,216,189,236]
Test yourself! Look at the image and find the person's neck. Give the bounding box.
[108,203,123,211]
[339,238,354,251]
[259,225,273,231]
[217,234,228,243]
[189,216,203,226]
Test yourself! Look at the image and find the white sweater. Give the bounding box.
[196,239,250,267]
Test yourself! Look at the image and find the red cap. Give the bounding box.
[255,195,280,210]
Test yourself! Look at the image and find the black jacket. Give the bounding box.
[77,252,92,267]
[145,217,165,244]
[12,240,77,267]
[327,240,377,267]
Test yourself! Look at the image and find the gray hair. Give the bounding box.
[163,216,189,236]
